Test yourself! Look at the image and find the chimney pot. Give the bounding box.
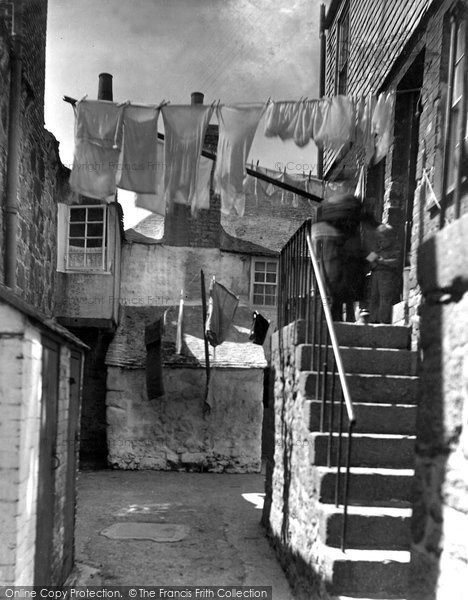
[98,73,113,101]
[191,92,204,105]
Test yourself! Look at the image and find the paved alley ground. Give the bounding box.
[73,470,296,599]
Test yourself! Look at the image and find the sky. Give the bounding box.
[44,0,324,227]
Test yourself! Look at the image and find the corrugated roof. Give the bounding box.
[106,304,267,370]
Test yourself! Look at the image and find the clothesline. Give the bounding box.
[64,91,396,216]
[63,94,324,202]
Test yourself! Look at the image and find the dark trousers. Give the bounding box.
[369,269,396,324]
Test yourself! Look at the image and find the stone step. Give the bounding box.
[334,322,411,350]
[323,547,410,598]
[293,320,411,350]
[312,466,414,507]
[305,400,417,435]
[318,505,412,550]
[297,345,418,376]
[299,372,419,404]
[309,432,415,469]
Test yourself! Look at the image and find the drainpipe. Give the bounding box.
[317,3,326,180]
[4,35,23,289]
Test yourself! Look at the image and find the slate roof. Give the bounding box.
[124,217,278,257]
[105,304,267,370]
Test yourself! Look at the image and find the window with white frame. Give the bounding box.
[0,2,14,34]
[445,14,466,195]
[66,205,107,271]
[251,259,278,306]
[335,1,350,95]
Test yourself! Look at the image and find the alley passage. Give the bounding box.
[74,471,295,598]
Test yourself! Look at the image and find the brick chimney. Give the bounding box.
[163,92,221,248]
[98,73,113,101]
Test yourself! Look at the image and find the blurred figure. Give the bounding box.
[312,193,365,321]
[358,196,381,324]
[368,224,399,323]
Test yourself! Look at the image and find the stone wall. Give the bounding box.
[119,242,277,329]
[410,214,468,600]
[262,322,331,600]
[106,366,264,473]
[0,21,10,282]
[0,0,69,315]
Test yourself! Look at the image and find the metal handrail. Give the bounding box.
[306,234,355,425]
[278,218,357,550]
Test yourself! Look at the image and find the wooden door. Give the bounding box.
[34,338,59,585]
[62,351,82,582]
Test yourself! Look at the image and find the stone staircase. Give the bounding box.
[299,322,418,600]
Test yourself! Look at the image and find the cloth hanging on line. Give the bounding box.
[117,105,160,194]
[161,104,214,210]
[205,279,239,347]
[134,139,166,215]
[314,95,356,151]
[264,100,319,148]
[215,103,265,217]
[69,99,126,199]
[249,311,270,345]
[355,94,376,165]
[145,317,165,400]
[134,139,213,215]
[354,165,366,200]
[372,91,396,163]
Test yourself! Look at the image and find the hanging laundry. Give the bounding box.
[354,165,366,201]
[134,140,213,215]
[70,99,125,199]
[293,100,319,147]
[161,104,214,209]
[215,104,265,217]
[190,155,213,214]
[264,101,301,141]
[314,95,355,151]
[205,367,222,411]
[117,105,160,194]
[372,92,396,163]
[355,94,376,165]
[145,317,165,400]
[242,173,256,196]
[205,279,239,347]
[249,311,270,345]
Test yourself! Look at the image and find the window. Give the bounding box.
[441,7,467,224]
[0,2,14,34]
[66,206,107,271]
[335,1,350,95]
[251,259,278,306]
[446,17,466,193]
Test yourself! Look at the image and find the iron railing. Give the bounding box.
[278,218,356,551]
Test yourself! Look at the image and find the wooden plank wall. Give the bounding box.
[324,0,435,173]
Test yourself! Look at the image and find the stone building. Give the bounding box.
[0,0,86,586]
[263,1,468,599]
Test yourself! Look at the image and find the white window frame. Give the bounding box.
[65,205,107,272]
[444,16,466,195]
[250,257,278,307]
[0,2,15,35]
[335,0,350,95]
